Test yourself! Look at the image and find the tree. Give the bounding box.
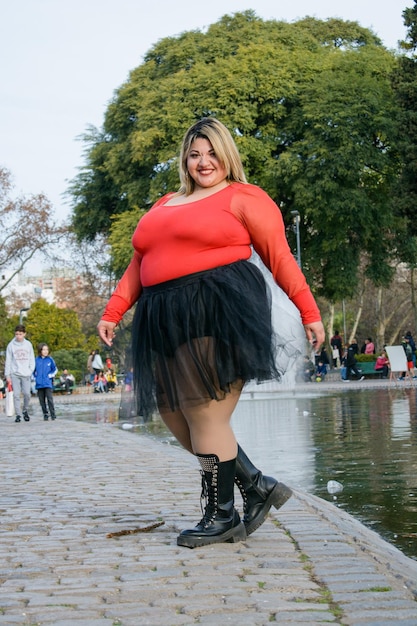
[69,11,399,301]
[0,168,67,293]
[108,207,145,277]
[279,43,399,300]
[394,3,417,237]
[0,295,16,374]
[388,2,417,329]
[24,299,87,353]
[53,348,91,383]
[67,126,130,242]
[47,233,118,338]
[392,3,417,246]
[0,296,15,350]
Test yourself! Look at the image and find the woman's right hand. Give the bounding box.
[97,320,117,347]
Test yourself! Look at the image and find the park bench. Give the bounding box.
[356,361,384,379]
[53,380,76,394]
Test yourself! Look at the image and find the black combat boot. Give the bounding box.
[177,453,247,549]
[235,445,292,536]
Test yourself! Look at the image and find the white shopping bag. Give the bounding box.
[5,389,14,417]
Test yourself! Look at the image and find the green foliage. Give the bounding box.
[69,10,400,300]
[0,296,15,351]
[67,127,130,242]
[392,2,417,260]
[53,348,89,383]
[401,2,417,48]
[0,296,16,374]
[24,299,87,353]
[355,354,377,362]
[279,44,398,298]
[108,207,146,278]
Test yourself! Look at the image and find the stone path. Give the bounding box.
[0,401,417,625]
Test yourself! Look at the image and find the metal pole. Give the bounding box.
[291,210,301,268]
[19,307,30,325]
[342,300,347,345]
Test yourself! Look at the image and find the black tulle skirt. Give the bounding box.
[131,260,283,419]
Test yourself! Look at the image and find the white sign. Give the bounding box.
[385,345,407,374]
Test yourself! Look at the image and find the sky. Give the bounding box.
[0,0,412,229]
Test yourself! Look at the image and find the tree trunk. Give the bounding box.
[327,303,334,351]
[411,267,417,333]
[375,287,385,352]
[349,291,364,344]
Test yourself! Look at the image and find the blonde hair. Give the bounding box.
[178,118,247,195]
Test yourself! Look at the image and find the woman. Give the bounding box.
[91,350,104,376]
[87,350,95,384]
[34,343,57,421]
[363,337,375,354]
[105,368,117,391]
[93,370,107,393]
[98,118,324,549]
[374,350,389,378]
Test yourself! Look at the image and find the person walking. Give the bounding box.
[97,117,324,548]
[34,343,58,420]
[398,336,415,380]
[5,324,36,423]
[344,342,365,381]
[405,330,416,367]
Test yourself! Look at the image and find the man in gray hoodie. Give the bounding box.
[5,324,35,423]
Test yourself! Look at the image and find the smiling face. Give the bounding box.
[186,137,228,191]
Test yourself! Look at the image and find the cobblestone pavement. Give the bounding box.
[1,397,417,626]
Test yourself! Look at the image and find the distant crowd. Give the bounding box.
[1,326,133,424]
[297,330,417,383]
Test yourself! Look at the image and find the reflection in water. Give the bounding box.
[60,387,417,560]
[93,405,119,423]
[232,394,317,491]
[234,387,417,561]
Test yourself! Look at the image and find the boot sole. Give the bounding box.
[177,521,247,549]
[245,482,292,536]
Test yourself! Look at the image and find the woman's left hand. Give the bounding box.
[304,321,325,351]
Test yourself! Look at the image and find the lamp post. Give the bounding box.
[291,210,301,268]
[342,299,347,345]
[19,307,30,325]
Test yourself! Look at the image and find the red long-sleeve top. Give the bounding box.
[101,182,321,325]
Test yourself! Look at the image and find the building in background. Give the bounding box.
[2,267,82,315]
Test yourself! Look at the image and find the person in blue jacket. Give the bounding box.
[34,343,58,421]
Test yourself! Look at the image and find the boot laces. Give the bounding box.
[198,468,218,528]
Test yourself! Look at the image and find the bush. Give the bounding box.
[355,353,377,362]
[53,349,89,383]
